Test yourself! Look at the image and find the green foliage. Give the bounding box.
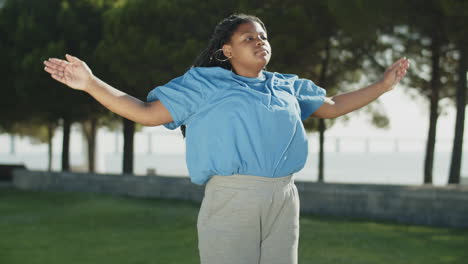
[0,0,117,140]
[0,0,65,136]
[0,118,58,144]
[254,0,393,131]
[392,0,464,103]
[1,0,466,170]
[95,0,239,98]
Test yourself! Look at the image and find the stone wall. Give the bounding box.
[12,170,204,201]
[12,169,468,228]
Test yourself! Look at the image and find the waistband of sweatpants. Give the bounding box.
[206,174,294,190]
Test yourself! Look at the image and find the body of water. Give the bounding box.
[1,151,466,186]
[1,131,466,186]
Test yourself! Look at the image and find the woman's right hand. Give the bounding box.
[43,54,94,92]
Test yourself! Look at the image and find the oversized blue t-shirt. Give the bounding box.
[147,66,326,185]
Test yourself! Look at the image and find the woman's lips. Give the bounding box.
[255,49,269,54]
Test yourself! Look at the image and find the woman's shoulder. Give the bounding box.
[157,66,232,92]
[266,71,301,84]
[186,66,232,81]
[161,66,232,96]
[266,71,306,87]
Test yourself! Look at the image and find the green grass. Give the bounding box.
[1,188,467,264]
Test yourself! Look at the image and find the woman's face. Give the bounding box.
[223,21,271,74]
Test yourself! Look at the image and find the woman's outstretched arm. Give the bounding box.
[43,54,173,126]
[313,57,410,119]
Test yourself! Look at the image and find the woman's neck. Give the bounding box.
[231,65,264,78]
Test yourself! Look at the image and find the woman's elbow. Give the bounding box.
[141,118,169,127]
[142,101,174,126]
[141,121,159,127]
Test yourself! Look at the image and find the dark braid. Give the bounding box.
[181,14,267,138]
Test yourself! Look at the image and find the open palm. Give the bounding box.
[43,54,93,91]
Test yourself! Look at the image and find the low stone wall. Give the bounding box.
[0,164,26,181]
[12,169,468,228]
[295,181,468,228]
[12,169,204,202]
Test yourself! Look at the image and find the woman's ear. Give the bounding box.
[222,44,232,58]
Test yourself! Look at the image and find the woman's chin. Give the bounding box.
[254,56,270,67]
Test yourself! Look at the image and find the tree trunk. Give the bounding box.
[317,37,331,182]
[448,43,467,184]
[423,36,441,184]
[122,118,135,174]
[47,123,54,172]
[318,119,326,181]
[82,118,98,173]
[61,117,71,171]
[88,119,97,173]
[9,134,15,155]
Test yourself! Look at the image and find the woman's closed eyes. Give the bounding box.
[245,35,268,42]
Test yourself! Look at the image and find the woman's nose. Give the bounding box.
[256,38,264,46]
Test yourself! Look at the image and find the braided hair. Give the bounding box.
[181,14,267,138]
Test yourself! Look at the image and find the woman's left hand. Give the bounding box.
[380,57,410,92]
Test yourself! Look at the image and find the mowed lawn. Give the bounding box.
[1,187,467,264]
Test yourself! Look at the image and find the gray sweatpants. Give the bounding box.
[197,174,300,264]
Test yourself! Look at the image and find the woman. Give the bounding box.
[44,13,409,264]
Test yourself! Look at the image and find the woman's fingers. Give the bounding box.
[48,58,68,67]
[386,58,404,72]
[44,61,61,72]
[380,57,410,91]
[387,57,408,73]
[44,58,67,73]
[44,64,66,81]
[389,58,410,79]
[390,57,404,67]
[397,59,410,76]
[65,54,81,64]
[44,64,56,75]
[394,59,410,83]
[49,69,69,86]
[43,54,91,91]
[44,57,70,83]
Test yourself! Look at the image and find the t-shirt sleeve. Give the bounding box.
[293,78,327,120]
[146,69,205,130]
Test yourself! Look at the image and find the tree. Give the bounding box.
[57,0,116,173]
[255,0,394,181]
[0,0,68,170]
[55,0,113,171]
[96,0,237,173]
[443,0,468,184]
[448,44,467,184]
[1,0,114,172]
[0,118,58,171]
[400,0,455,184]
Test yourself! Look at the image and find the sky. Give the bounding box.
[325,84,460,143]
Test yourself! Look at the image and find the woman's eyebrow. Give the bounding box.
[239,31,267,36]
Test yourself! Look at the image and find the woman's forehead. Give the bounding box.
[234,21,267,35]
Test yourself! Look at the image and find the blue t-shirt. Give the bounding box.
[147,66,326,185]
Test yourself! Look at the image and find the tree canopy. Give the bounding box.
[1,0,466,183]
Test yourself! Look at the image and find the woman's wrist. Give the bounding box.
[84,75,98,94]
[375,80,392,94]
